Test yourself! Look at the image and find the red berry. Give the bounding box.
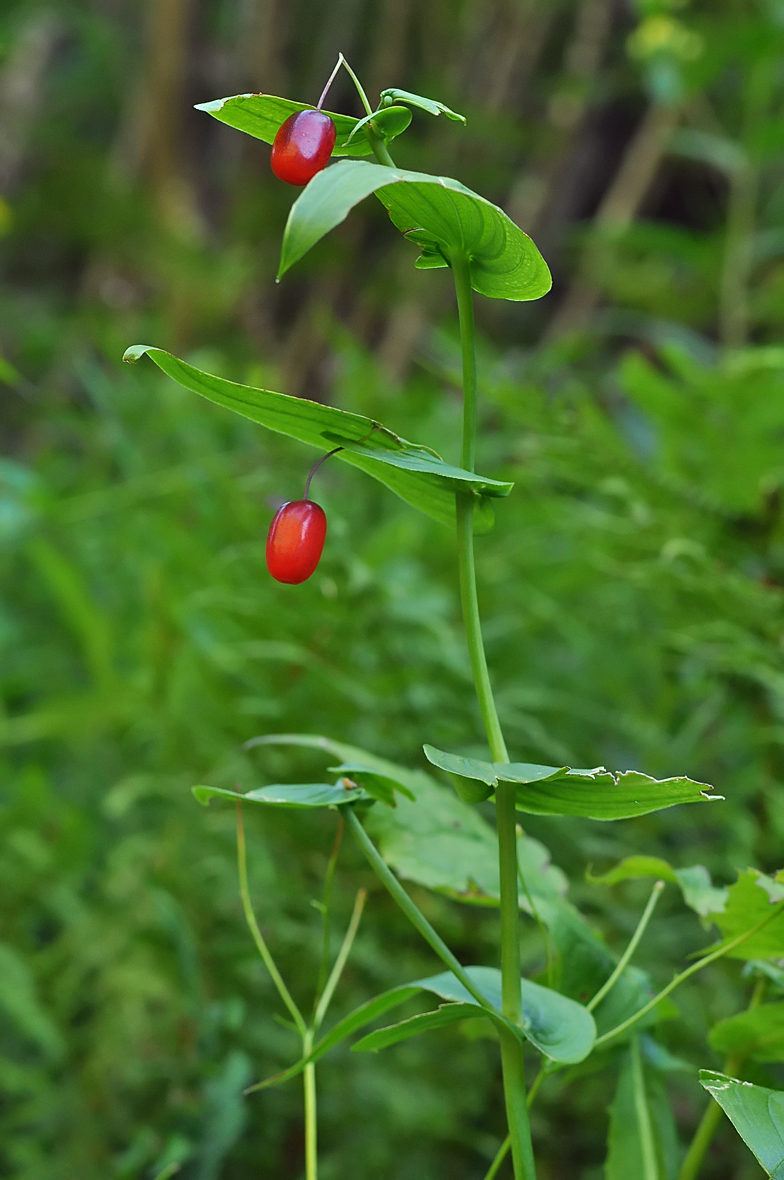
[270,110,337,186]
[266,501,327,584]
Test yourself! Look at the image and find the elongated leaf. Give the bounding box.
[278,160,552,302]
[195,93,409,157]
[192,781,370,808]
[249,733,569,912]
[605,1039,679,1180]
[123,346,510,532]
[699,1071,784,1178]
[588,856,728,918]
[353,1002,475,1052]
[710,1003,784,1063]
[336,966,593,1063]
[423,745,719,820]
[712,870,784,959]
[379,87,466,122]
[409,967,595,1063]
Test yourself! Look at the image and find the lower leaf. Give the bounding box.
[700,1071,784,1178]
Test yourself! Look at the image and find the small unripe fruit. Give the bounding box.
[270,110,337,186]
[266,500,327,584]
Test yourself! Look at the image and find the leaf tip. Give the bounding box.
[122,344,152,364]
[192,786,212,806]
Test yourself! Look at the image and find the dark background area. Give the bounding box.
[1,0,784,1177]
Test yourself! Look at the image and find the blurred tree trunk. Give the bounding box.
[544,99,682,341]
[0,11,62,197]
[142,0,204,236]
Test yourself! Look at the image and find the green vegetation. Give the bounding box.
[2,1,784,1178]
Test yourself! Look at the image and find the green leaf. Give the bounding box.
[248,964,593,1096]
[379,88,467,123]
[587,856,729,918]
[409,967,596,1063]
[192,782,370,808]
[699,1071,784,1178]
[344,106,413,146]
[278,159,552,302]
[194,93,408,157]
[249,732,568,913]
[710,1003,784,1063]
[353,1002,474,1052]
[712,870,784,959]
[422,745,720,820]
[605,1039,679,1180]
[327,762,415,807]
[350,967,594,1063]
[123,346,510,532]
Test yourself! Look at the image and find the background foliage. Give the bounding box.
[1,0,784,1176]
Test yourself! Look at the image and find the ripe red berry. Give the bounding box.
[266,500,327,584]
[270,110,337,186]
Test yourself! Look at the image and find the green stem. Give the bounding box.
[346,808,493,1012]
[484,1135,512,1180]
[482,1068,547,1180]
[314,815,344,1011]
[340,55,374,116]
[631,1035,659,1180]
[595,900,784,1048]
[303,1029,317,1180]
[587,880,665,1013]
[452,254,507,763]
[236,804,306,1037]
[366,125,397,167]
[677,976,767,1180]
[313,887,367,1032]
[451,250,534,1180]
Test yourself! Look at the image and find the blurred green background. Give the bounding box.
[2,0,784,1177]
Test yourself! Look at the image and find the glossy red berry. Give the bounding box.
[266,500,327,584]
[270,110,337,186]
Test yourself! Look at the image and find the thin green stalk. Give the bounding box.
[451,249,534,1180]
[677,976,767,1180]
[484,1135,511,1180]
[314,815,344,1010]
[345,808,492,1012]
[236,804,306,1037]
[340,55,374,116]
[303,1028,317,1180]
[587,880,665,1013]
[595,900,784,1048]
[482,1066,547,1179]
[631,1035,659,1180]
[313,887,367,1032]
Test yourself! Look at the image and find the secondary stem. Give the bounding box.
[302,1029,317,1180]
[587,880,665,1013]
[346,808,493,1012]
[595,900,784,1048]
[236,804,306,1037]
[452,250,535,1180]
